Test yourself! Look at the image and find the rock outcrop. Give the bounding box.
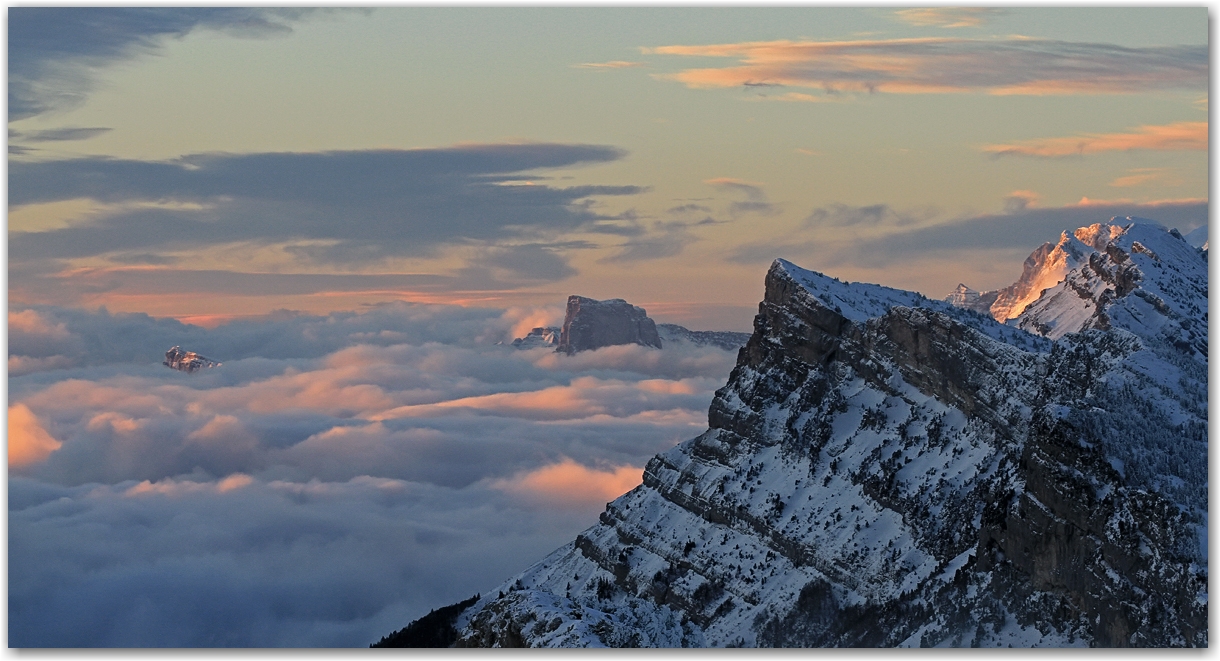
[558,296,662,354]
[386,221,1206,648]
[163,346,220,373]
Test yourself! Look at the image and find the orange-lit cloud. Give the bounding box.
[573,60,645,69]
[124,473,253,497]
[1004,190,1041,213]
[984,121,1207,157]
[1074,196,1206,207]
[372,373,715,422]
[492,458,643,507]
[9,403,63,468]
[499,305,566,342]
[1109,168,1170,188]
[647,38,1205,98]
[894,8,1001,28]
[9,309,72,339]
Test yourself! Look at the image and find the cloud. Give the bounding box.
[894,8,1002,28]
[10,302,737,487]
[10,127,112,142]
[478,243,581,281]
[9,473,605,647]
[667,203,712,215]
[983,121,1207,157]
[9,404,64,468]
[600,220,703,263]
[492,459,643,508]
[573,61,645,69]
[9,8,330,120]
[375,375,715,422]
[9,297,746,646]
[647,37,1206,99]
[705,177,765,199]
[729,198,1208,271]
[1003,190,1041,213]
[805,203,936,229]
[1109,169,1170,188]
[9,144,643,303]
[705,177,779,217]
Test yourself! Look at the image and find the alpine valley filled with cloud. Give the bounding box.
[7,7,1209,648]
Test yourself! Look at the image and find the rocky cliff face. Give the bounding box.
[987,223,1127,323]
[398,221,1205,648]
[558,296,663,354]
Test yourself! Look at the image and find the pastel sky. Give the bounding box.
[9,7,1208,330]
[6,7,1209,648]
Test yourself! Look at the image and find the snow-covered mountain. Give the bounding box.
[162,346,220,372]
[983,223,1126,323]
[657,324,751,352]
[382,220,1206,648]
[506,327,562,349]
[943,284,998,315]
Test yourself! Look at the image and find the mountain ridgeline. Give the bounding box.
[505,295,752,353]
[386,219,1207,647]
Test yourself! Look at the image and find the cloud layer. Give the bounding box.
[9,7,326,120]
[9,301,741,646]
[648,37,1206,98]
[10,144,644,306]
[983,121,1207,157]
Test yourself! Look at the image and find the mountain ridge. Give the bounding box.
[387,219,1207,647]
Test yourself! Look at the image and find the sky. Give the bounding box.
[6,6,1210,648]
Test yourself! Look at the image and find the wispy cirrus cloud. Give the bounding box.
[9,8,341,120]
[705,177,779,217]
[894,8,1002,28]
[9,126,112,142]
[1109,168,1171,188]
[573,60,645,69]
[983,121,1207,157]
[646,37,1205,99]
[805,203,937,229]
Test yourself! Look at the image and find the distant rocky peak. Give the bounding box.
[557,296,662,354]
[943,283,997,316]
[163,346,220,373]
[946,219,1191,327]
[508,327,561,349]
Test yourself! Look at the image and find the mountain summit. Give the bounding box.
[384,220,1207,648]
[558,296,663,354]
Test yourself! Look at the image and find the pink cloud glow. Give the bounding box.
[893,8,1000,28]
[647,38,1205,99]
[9,403,63,468]
[984,121,1207,157]
[492,458,644,507]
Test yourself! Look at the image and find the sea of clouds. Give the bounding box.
[9,302,741,646]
